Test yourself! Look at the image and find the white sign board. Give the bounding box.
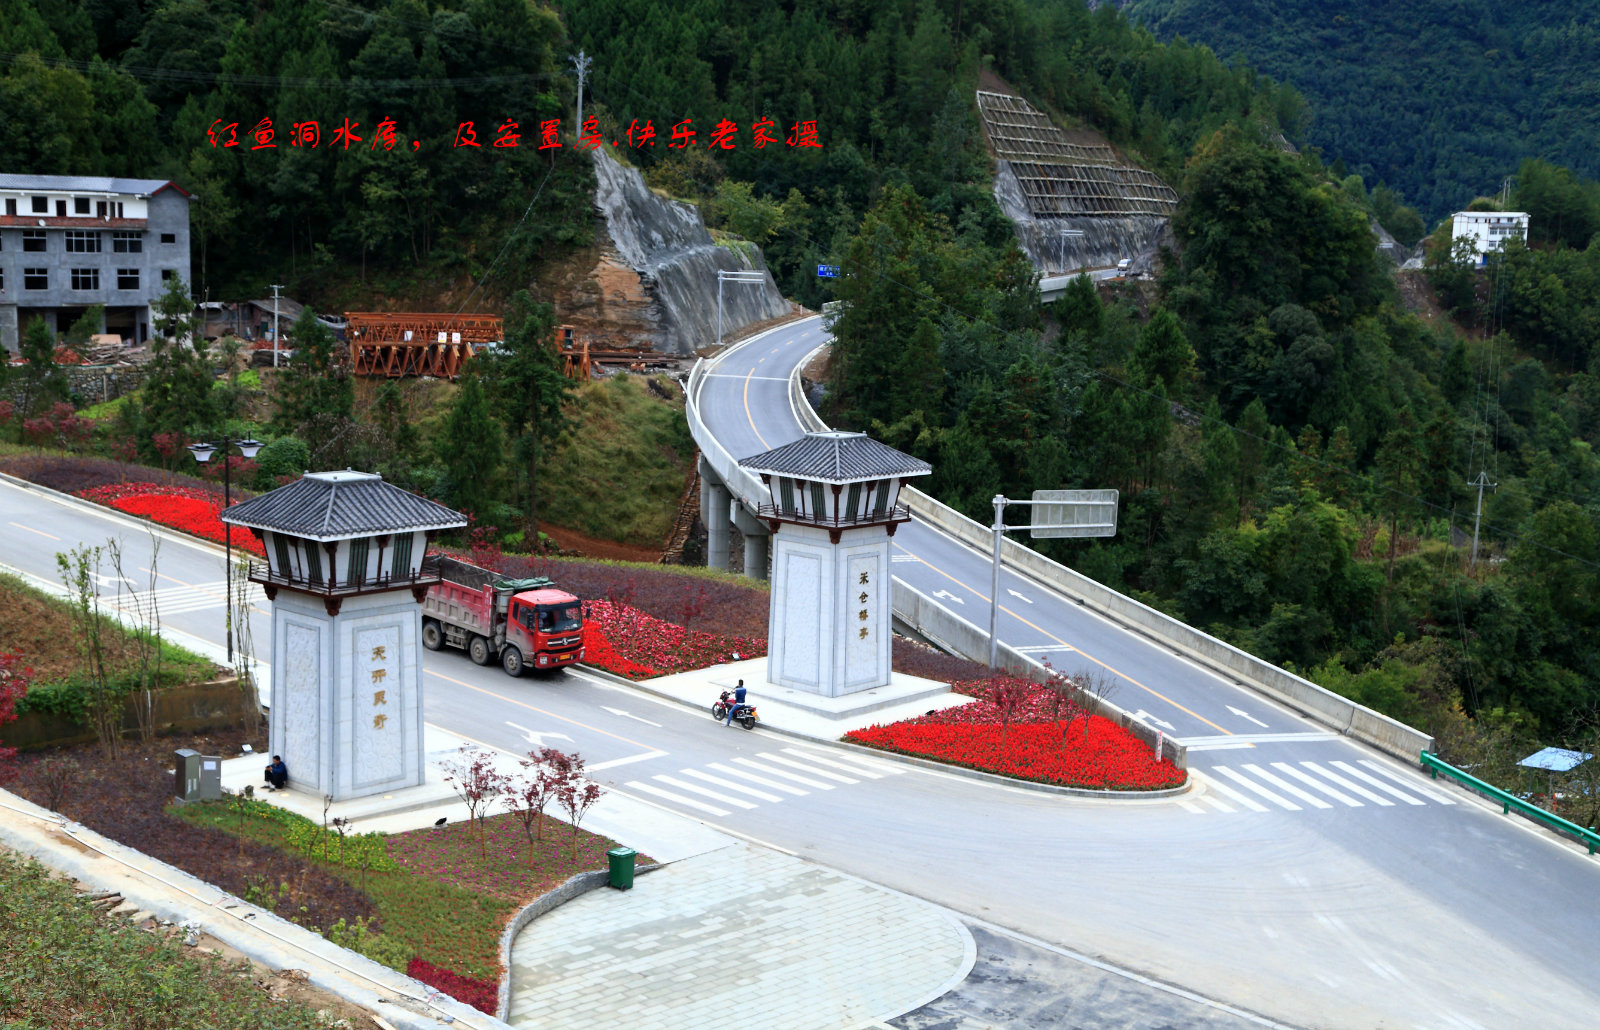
[1030,489,1118,538]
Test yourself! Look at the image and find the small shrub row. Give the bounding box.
[407,957,499,1014]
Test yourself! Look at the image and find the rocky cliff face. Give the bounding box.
[565,148,788,356]
[992,161,1172,275]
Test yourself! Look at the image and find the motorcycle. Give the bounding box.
[711,689,759,729]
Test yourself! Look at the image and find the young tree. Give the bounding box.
[441,745,509,857]
[434,371,503,525]
[553,751,604,860]
[12,317,69,427]
[56,545,115,755]
[502,746,564,865]
[136,275,216,446]
[273,307,353,442]
[483,291,572,545]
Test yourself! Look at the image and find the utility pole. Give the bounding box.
[570,51,593,133]
[270,283,284,368]
[1468,470,1497,569]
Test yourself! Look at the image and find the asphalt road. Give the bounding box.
[3,334,1599,1027]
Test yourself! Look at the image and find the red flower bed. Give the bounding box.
[407,957,498,1014]
[843,674,1185,791]
[75,483,266,557]
[578,600,766,679]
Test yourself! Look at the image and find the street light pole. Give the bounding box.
[716,269,766,349]
[190,437,263,663]
[270,284,284,368]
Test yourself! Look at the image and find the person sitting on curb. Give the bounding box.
[724,679,747,726]
[264,755,288,790]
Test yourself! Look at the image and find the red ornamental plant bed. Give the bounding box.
[844,675,1185,791]
[407,958,498,1015]
[578,599,765,679]
[76,483,266,557]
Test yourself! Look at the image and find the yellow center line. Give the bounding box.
[743,367,771,449]
[898,548,1232,735]
[425,668,657,750]
[8,521,60,541]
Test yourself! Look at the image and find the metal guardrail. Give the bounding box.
[1420,751,1600,855]
[685,356,767,507]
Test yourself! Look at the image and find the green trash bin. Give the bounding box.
[607,847,637,890]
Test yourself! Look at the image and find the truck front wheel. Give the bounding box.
[501,646,524,678]
[422,619,443,651]
[468,635,492,666]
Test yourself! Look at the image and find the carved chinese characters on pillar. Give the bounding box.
[354,628,402,786]
[849,559,876,655]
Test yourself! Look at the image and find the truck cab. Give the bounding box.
[504,589,584,673]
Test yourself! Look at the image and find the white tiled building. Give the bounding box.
[1450,210,1530,265]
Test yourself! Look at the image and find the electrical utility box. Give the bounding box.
[173,749,222,802]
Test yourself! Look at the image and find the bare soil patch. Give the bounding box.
[541,522,665,563]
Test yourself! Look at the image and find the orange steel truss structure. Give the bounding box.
[347,312,503,378]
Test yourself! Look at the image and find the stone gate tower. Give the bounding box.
[222,471,466,800]
[739,431,931,697]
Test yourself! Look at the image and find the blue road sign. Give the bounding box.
[817,264,840,278]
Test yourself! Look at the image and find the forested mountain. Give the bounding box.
[2,0,1598,769]
[1122,0,1600,222]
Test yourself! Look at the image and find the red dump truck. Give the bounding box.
[421,555,584,676]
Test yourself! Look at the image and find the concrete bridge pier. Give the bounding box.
[698,456,732,571]
[731,503,771,581]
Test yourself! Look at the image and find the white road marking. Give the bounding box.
[709,761,809,795]
[678,768,784,803]
[586,750,668,772]
[600,706,662,727]
[1243,764,1333,809]
[1272,762,1363,806]
[1190,770,1267,811]
[1226,705,1269,728]
[1214,766,1301,810]
[1301,762,1393,806]
[1177,799,1206,814]
[1357,760,1457,804]
[654,774,757,809]
[755,752,859,784]
[730,756,836,790]
[780,747,888,778]
[1198,793,1236,813]
[1331,761,1425,805]
[625,780,730,816]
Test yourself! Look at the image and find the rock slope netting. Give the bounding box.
[585,148,789,356]
[977,89,1176,274]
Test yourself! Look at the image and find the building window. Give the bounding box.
[304,541,323,585]
[54,199,65,217]
[778,477,795,514]
[872,481,890,516]
[65,230,101,253]
[71,268,100,290]
[5,198,15,216]
[273,535,292,579]
[160,232,176,244]
[845,482,862,520]
[96,200,106,218]
[31,196,47,213]
[112,231,142,253]
[23,268,47,290]
[116,268,140,289]
[161,269,174,281]
[390,533,413,580]
[74,197,89,214]
[22,229,46,252]
[346,538,370,586]
[809,481,827,518]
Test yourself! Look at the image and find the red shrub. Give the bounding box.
[579,600,764,679]
[407,957,498,1014]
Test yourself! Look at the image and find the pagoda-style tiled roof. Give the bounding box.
[221,471,466,541]
[739,431,931,484]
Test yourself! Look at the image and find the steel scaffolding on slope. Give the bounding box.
[346,312,503,378]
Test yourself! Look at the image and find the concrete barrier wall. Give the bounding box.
[9,676,258,750]
[893,578,1187,770]
[686,357,767,506]
[899,487,1434,760]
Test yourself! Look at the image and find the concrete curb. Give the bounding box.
[492,861,665,1021]
[0,788,506,1030]
[573,664,1193,801]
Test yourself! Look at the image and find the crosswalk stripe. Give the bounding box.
[678,768,784,803]
[780,747,888,778]
[1200,793,1236,813]
[654,774,757,809]
[1331,761,1425,805]
[755,752,859,784]
[1192,770,1268,812]
[731,757,836,790]
[626,780,730,816]
[1358,760,1457,804]
[708,761,809,796]
[1215,766,1301,810]
[1243,764,1332,809]
[1177,799,1206,814]
[1272,762,1363,806]
[1300,762,1394,805]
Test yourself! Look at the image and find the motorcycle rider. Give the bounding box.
[723,679,748,726]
